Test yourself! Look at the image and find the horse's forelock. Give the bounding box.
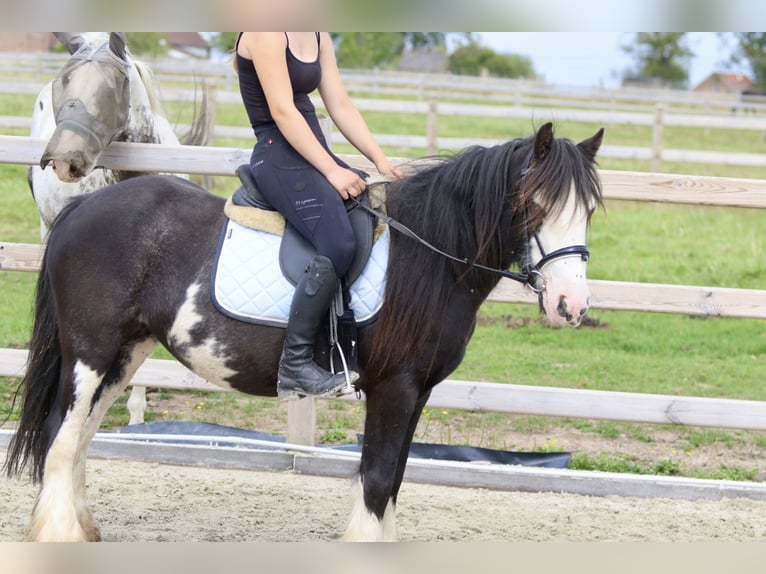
[522,137,603,230]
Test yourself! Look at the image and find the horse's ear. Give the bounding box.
[54,33,86,55]
[577,128,605,162]
[533,122,554,161]
[109,33,127,60]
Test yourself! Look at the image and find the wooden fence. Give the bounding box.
[4,101,766,172]
[1,135,766,445]
[5,52,766,113]
[3,56,766,172]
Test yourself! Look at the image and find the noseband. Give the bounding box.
[352,148,590,294]
[523,236,590,293]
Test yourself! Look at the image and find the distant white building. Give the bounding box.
[399,50,448,73]
[164,33,210,59]
[693,71,753,94]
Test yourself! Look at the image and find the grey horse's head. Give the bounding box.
[40,32,132,182]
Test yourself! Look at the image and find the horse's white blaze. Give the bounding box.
[342,478,398,542]
[29,361,102,542]
[169,283,236,388]
[532,181,593,327]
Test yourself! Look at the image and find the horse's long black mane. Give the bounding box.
[368,128,602,376]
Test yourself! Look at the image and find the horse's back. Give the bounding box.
[46,175,225,274]
[55,174,220,226]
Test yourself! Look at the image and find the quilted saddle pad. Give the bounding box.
[211,219,388,327]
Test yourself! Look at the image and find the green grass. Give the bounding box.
[456,303,765,399]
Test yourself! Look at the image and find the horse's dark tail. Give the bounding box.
[3,203,78,482]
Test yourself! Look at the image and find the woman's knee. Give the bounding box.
[314,224,355,277]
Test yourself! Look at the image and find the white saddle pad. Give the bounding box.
[211,219,388,327]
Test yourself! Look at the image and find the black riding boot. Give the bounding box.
[277,256,358,400]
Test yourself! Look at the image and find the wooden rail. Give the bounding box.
[5,117,766,170]
[3,55,766,114]
[3,348,766,432]
[2,242,764,320]
[2,136,766,209]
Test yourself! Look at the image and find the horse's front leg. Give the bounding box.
[342,377,425,542]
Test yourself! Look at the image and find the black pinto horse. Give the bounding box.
[5,123,603,541]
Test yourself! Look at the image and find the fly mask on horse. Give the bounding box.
[39,32,132,183]
[29,32,209,238]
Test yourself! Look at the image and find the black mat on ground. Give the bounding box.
[113,421,570,468]
[337,434,571,468]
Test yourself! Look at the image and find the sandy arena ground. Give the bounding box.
[3,456,766,542]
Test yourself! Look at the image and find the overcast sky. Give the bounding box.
[478,32,747,89]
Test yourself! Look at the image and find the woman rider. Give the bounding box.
[235,32,402,399]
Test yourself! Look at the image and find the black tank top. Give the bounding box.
[236,32,321,130]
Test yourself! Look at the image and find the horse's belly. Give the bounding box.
[162,278,283,398]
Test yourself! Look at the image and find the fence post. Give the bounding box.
[287,399,317,445]
[427,97,438,156]
[651,103,664,173]
[201,83,217,190]
[284,114,335,447]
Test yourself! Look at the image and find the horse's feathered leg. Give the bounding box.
[28,338,157,542]
[342,376,423,542]
[72,339,157,537]
[26,359,103,541]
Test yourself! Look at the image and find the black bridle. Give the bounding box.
[352,150,590,293]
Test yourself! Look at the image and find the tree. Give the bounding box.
[331,33,406,69]
[124,33,168,57]
[448,42,535,79]
[621,33,693,88]
[727,33,766,86]
[404,33,446,50]
[208,32,238,54]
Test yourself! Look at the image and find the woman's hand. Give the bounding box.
[326,165,366,200]
[375,158,404,180]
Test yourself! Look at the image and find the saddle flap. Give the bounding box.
[279,197,376,286]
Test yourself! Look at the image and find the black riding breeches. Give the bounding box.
[249,117,362,277]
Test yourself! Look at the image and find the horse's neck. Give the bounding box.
[79,168,118,194]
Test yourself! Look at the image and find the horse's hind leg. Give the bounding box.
[126,386,147,424]
[28,360,105,541]
[29,339,157,541]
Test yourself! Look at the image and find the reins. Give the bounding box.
[351,148,589,293]
[351,193,532,284]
